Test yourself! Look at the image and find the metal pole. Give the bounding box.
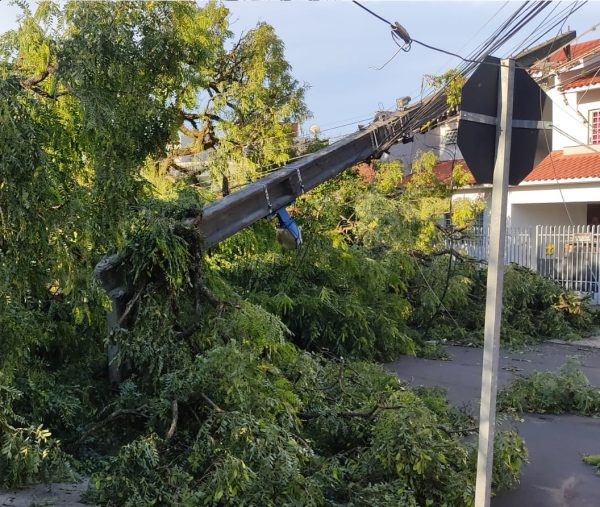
[474,58,515,507]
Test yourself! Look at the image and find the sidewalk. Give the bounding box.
[386,341,600,507]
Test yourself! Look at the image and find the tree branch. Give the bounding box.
[18,65,67,100]
[166,399,178,440]
[410,248,466,261]
[118,287,144,327]
[299,404,406,421]
[201,392,224,413]
[20,67,52,88]
[72,406,148,445]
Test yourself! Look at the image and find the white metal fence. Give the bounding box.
[454,225,600,304]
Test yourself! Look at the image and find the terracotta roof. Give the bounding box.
[420,151,600,186]
[402,159,476,186]
[355,162,375,183]
[524,150,600,181]
[432,159,475,184]
[561,70,600,90]
[548,37,600,65]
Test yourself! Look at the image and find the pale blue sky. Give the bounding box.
[1,1,597,137]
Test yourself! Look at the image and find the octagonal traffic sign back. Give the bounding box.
[457,56,552,185]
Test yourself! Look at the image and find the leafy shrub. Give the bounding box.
[89,349,526,506]
[490,430,528,492]
[0,383,71,487]
[410,260,595,349]
[497,360,600,415]
[583,454,600,475]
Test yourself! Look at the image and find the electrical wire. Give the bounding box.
[553,124,600,153]
[370,46,403,71]
[536,0,592,229]
[407,38,483,65]
[507,1,562,55]
[351,0,393,26]
[508,2,585,57]
[228,1,579,201]
[352,0,540,67]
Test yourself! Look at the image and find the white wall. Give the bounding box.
[453,182,600,228]
[508,181,600,204]
[389,119,462,171]
[509,202,587,228]
[551,84,600,150]
[507,182,599,227]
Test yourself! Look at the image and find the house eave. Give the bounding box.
[454,177,600,190]
[562,81,600,93]
[517,177,600,186]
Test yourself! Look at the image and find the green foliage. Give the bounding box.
[410,260,595,348]
[400,153,484,252]
[212,163,416,360]
[0,381,71,487]
[498,360,600,415]
[0,3,544,503]
[89,332,525,505]
[491,430,528,492]
[583,454,600,475]
[203,21,309,189]
[424,69,465,108]
[91,434,195,506]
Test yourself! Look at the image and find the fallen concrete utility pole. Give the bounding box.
[197,112,410,249]
[95,32,565,384]
[94,108,413,381]
[95,108,412,286]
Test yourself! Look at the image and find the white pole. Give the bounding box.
[474,58,515,507]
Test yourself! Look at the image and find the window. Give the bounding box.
[443,211,483,229]
[474,211,484,229]
[443,212,452,228]
[590,109,600,145]
[444,128,458,145]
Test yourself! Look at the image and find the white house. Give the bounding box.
[392,36,600,302]
[392,36,600,229]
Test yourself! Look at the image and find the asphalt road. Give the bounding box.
[386,342,600,507]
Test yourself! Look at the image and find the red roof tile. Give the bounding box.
[524,150,600,181]
[355,162,375,183]
[421,151,600,186]
[562,71,600,90]
[402,159,476,186]
[548,38,600,65]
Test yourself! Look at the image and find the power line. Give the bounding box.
[508,2,585,57]
[351,0,393,27]
[353,0,492,64]
[370,46,403,71]
[535,0,592,229]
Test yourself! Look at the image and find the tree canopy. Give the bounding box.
[0,2,595,505]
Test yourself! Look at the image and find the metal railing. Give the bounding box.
[454,225,600,304]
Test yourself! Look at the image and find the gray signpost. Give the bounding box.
[473,58,514,507]
[458,57,553,506]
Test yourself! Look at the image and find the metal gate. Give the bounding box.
[454,225,600,304]
[536,225,600,304]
